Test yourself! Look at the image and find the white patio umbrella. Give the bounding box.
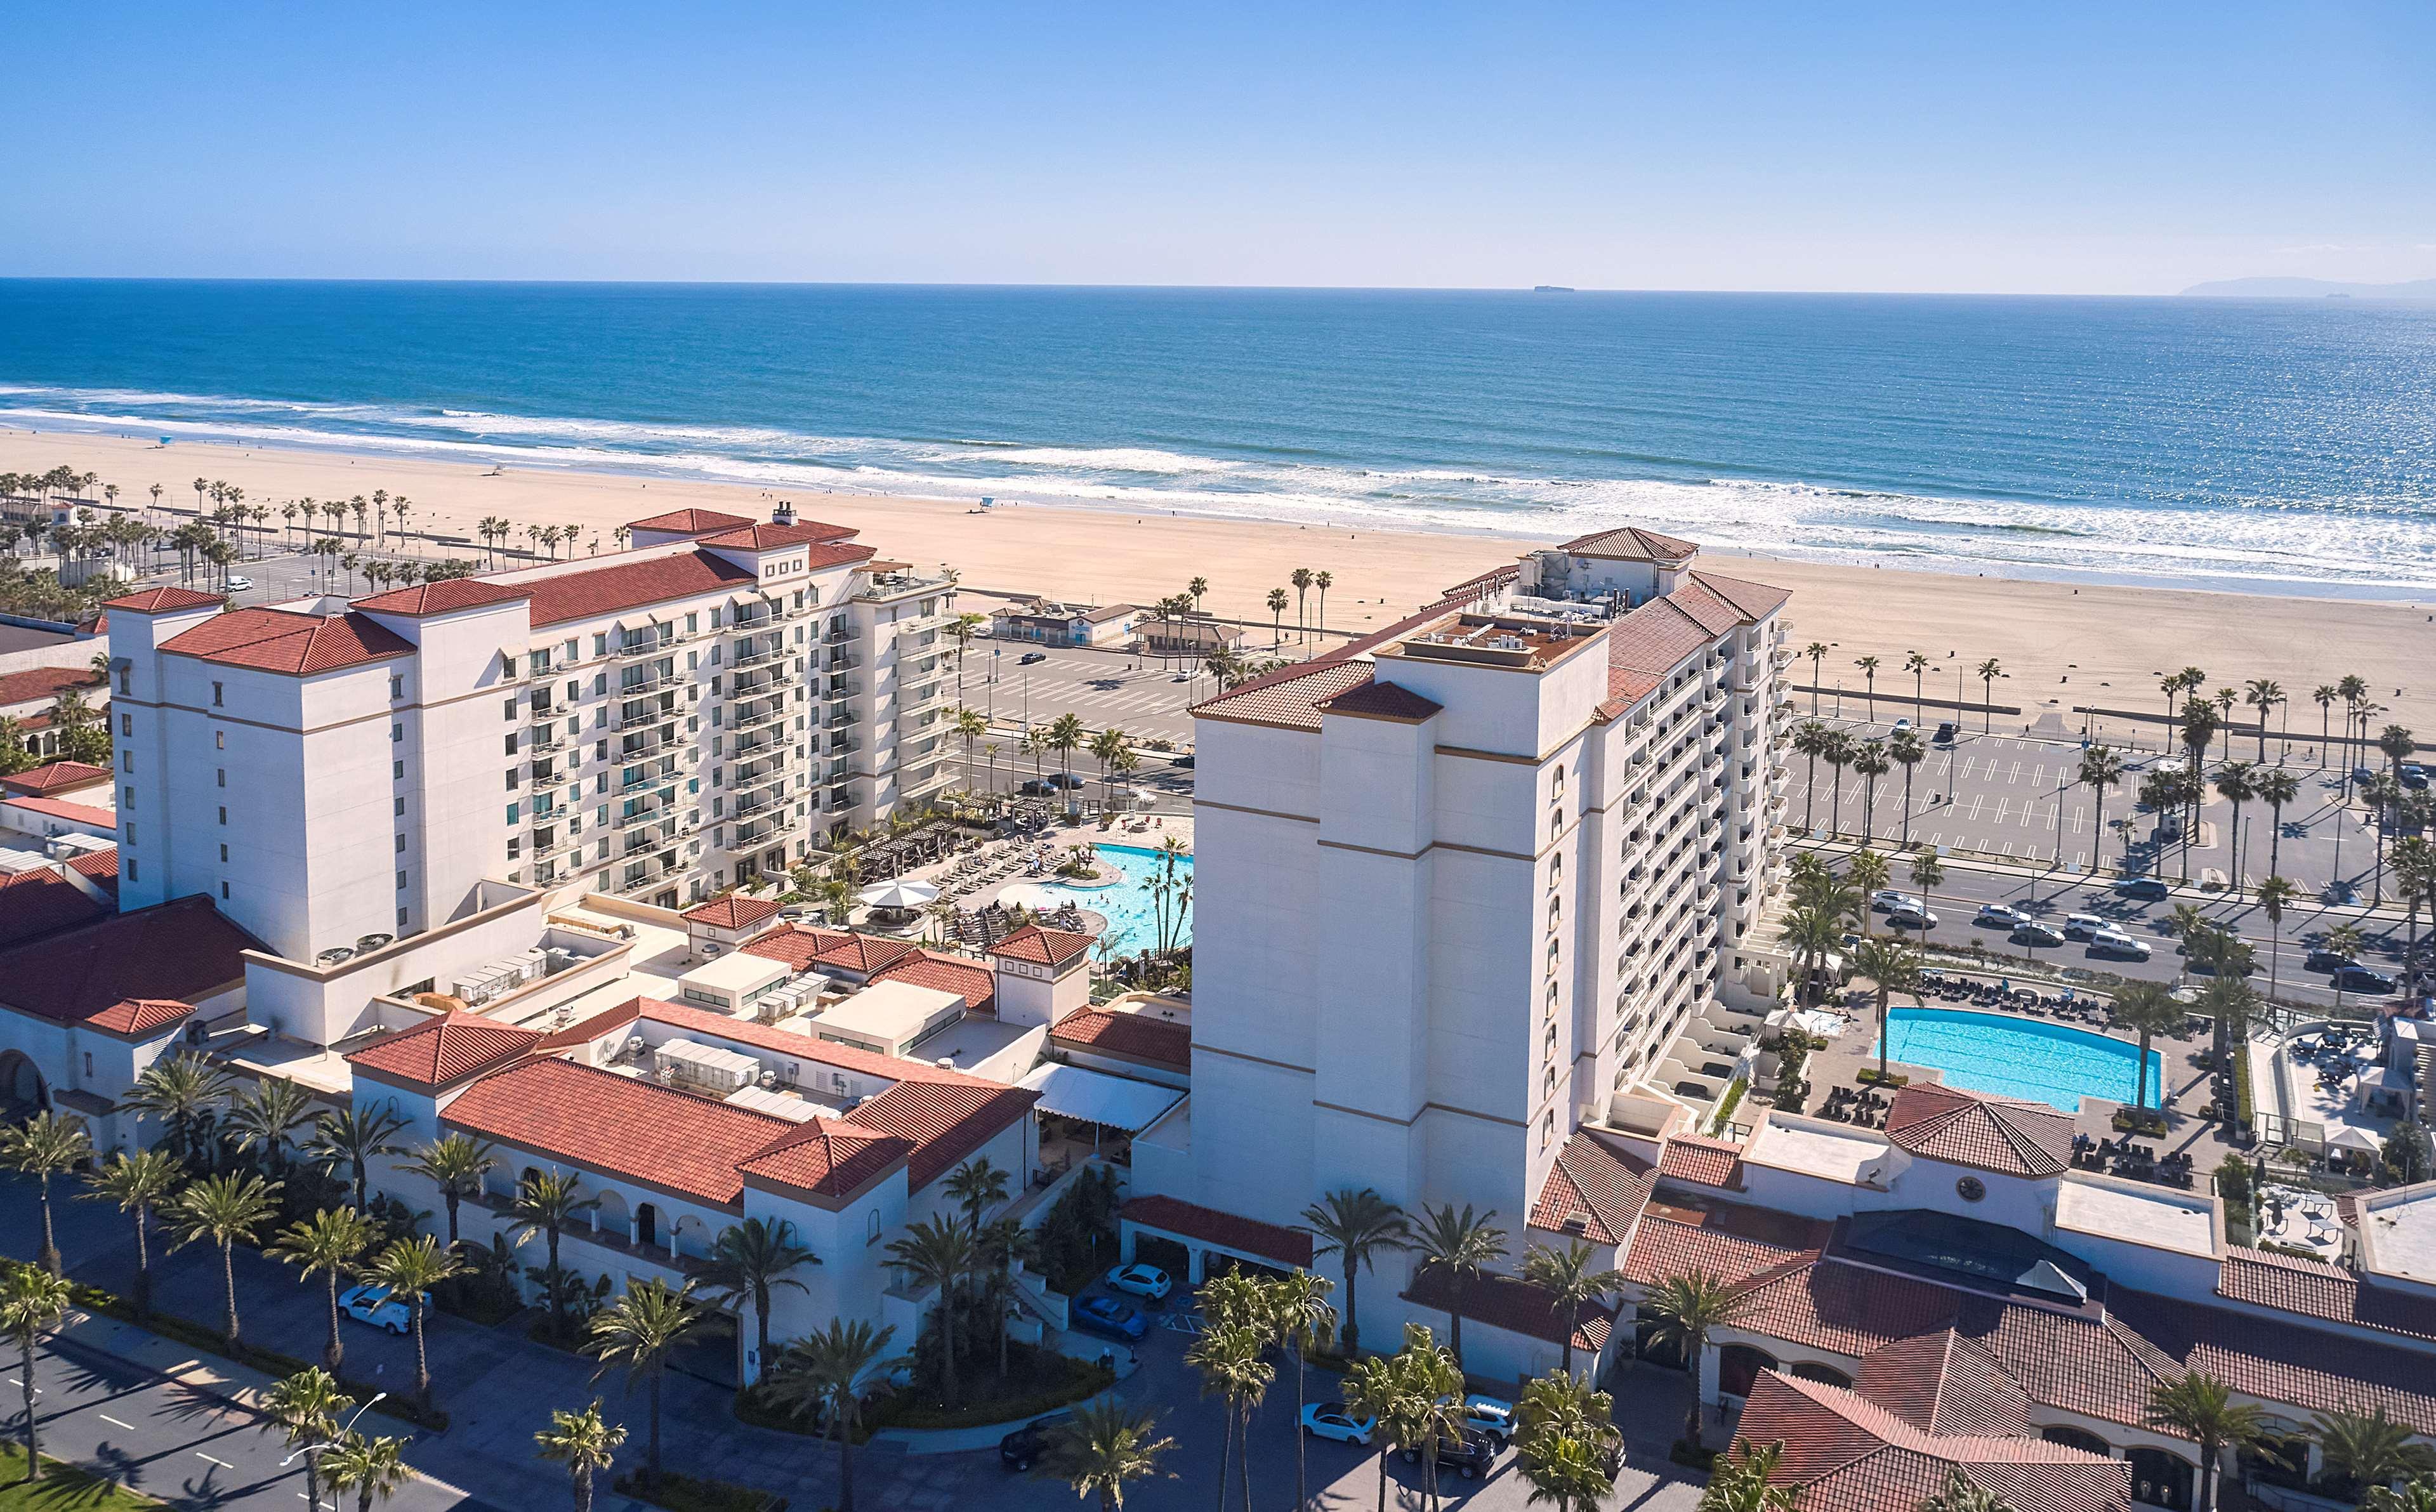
[859,878,942,910]
[2326,1124,2382,1154]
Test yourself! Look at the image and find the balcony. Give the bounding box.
[731,726,785,759]
[620,732,673,761]
[731,640,781,669]
[823,707,862,729]
[622,826,677,858]
[732,667,791,699]
[619,763,676,793]
[529,759,560,786]
[824,677,863,699]
[824,648,862,671]
[826,733,862,756]
[617,633,676,662]
[901,684,944,712]
[621,856,678,888]
[736,813,799,847]
[527,726,565,754]
[822,626,861,645]
[730,699,787,735]
[731,605,777,633]
[615,798,676,829]
[530,828,581,860]
[617,702,676,733]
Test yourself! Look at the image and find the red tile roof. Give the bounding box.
[1659,1133,1746,1188]
[0,666,105,712]
[1735,1371,2130,1512]
[1314,680,1443,722]
[848,1077,1039,1190]
[1121,1194,1314,1268]
[1048,1008,1191,1070]
[2119,1289,2436,1436]
[741,923,921,977]
[3,796,116,829]
[1621,1200,1830,1288]
[1558,526,1701,562]
[1531,1132,1657,1246]
[1602,596,1717,707]
[2215,1246,2436,1343]
[1885,1085,2074,1178]
[102,586,222,614]
[65,847,118,900]
[681,894,782,931]
[626,508,754,536]
[989,924,1096,968]
[1402,1264,1614,1353]
[1192,571,1513,732]
[0,867,107,949]
[1854,1330,2036,1437]
[1685,570,1793,622]
[518,549,756,628]
[696,520,861,551]
[869,951,997,1015]
[353,579,529,616]
[0,895,260,1039]
[440,1056,791,1207]
[161,607,414,675]
[346,1012,543,1088]
[736,1117,909,1201]
[1,760,111,797]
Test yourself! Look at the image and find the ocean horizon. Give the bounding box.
[4,279,2433,598]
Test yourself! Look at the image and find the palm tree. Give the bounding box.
[885,1216,977,1407]
[2215,762,2256,894]
[2245,680,2284,761]
[2255,767,2300,881]
[1039,1399,1177,1512]
[1793,721,1831,832]
[508,1169,599,1341]
[763,1321,900,1512]
[1852,739,1890,842]
[1409,1202,1507,1369]
[1046,713,1088,815]
[399,1134,497,1251]
[167,1172,282,1344]
[2360,1480,2436,1512]
[119,1052,234,1169]
[2078,744,2126,871]
[1514,1369,1621,1474]
[2313,1406,2436,1500]
[2313,685,2341,765]
[701,1217,817,1377]
[1804,642,1829,713]
[1845,847,1892,935]
[2254,874,2300,1003]
[1853,655,1880,720]
[1260,1271,1336,1512]
[2109,981,2183,1116]
[2147,1372,2274,1512]
[1640,1270,1744,1448]
[229,1078,319,1180]
[1821,730,1854,836]
[1313,569,1333,634]
[2326,921,2366,1018]
[308,1106,409,1213]
[272,1206,381,1372]
[79,1148,181,1315]
[1341,1352,1407,1512]
[1703,1443,1802,1512]
[0,1112,90,1275]
[0,1261,74,1483]
[1291,567,1315,640]
[534,1400,626,1512]
[1266,587,1289,647]
[1976,658,2003,733]
[265,1367,355,1512]
[1520,1242,1624,1377]
[1186,1322,1273,1512]
[1888,726,1926,845]
[1517,1431,1613,1512]
[365,1236,465,1410]
[584,1279,709,1483]
[324,1431,411,1512]
[1853,936,1921,1083]
[1296,1187,1409,1356]
[1920,1467,2011,1512]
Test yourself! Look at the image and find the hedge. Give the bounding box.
[866,1360,1113,1433]
[1709,1078,1748,1136]
[1855,1068,1910,1088]
[611,1470,782,1512]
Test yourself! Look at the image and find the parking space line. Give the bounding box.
[100,1414,135,1430]
[197,1454,235,1469]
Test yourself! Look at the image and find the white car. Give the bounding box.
[224,574,254,592]
[2063,913,2107,941]
[1443,1393,1517,1449]
[2088,929,2152,961]
[1975,905,2030,930]
[1890,718,1913,735]
[1103,1263,1174,1302]
[1301,1402,1376,1445]
[1871,890,1925,914]
[336,1282,421,1335]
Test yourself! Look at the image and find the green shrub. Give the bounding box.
[867,1357,1112,1432]
[1709,1078,1748,1135]
[1855,1067,1909,1088]
[1669,1440,1718,1471]
[610,1470,780,1512]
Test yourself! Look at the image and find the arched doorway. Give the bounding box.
[1790,1362,1853,1388]
[2129,1447,2195,1511]
[1717,1344,1779,1399]
[2044,1426,2112,1456]
[1635,1309,1689,1369]
[635,1202,660,1250]
[0,1052,47,1120]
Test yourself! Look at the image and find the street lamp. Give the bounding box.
[281,1393,388,1512]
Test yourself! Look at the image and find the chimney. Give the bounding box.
[773,500,796,526]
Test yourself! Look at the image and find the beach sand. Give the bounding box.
[11,428,2432,740]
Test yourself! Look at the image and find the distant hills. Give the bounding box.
[2180,275,2436,301]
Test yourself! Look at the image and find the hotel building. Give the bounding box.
[103,504,956,962]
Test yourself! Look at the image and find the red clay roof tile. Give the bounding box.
[0,867,107,949]
[516,549,758,628]
[868,952,997,1015]
[1885,1084,2075,1177]
[1121,1194,1314,1268]
[161,607,415,675]
[1530,1132,1657,1246]
[1402,1264,1614,1352]
[1659,1133,1746,1188]
[626,508,754,536]
[352,579,530,616]
[1,760,111,797]
[441,1056,792,1207]
[0,895,260,1038]
[2,796,117,827]
[345,1012,543,1088]
[681,894,783,931]
[1048,1009,1190,1069]
[2215,1246,2436,1342]
[989,924,1096,968]
[0,667,105,712]
[102,586,223,614]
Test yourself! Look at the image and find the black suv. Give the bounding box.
[1001,1411,1074,1471]
[1406,1427,1499,1482]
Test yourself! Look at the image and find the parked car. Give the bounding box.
[1871,890,1925,914]
[1000,1411,1074,1471]
[1459,1395,1518,1450]
[1300,1402,1376,1446]
[2306,947,2359,974]
[1171,754,1195,768]
[1886,905,1939,932]
[1404,1427,1499,1481]
[1975,905,2030,931]
[2353,765,2380,788]
[2087,929,2150,961]
[1933,721,1958,744]
[1103,1263,1174,1302]
[2010,923,2067,949]
[1018,650,1048,664]
[1070,1294,1149,1342]
[2062,913,2107,941]
[224,574,254,592]
[336,1282,420,1335]
[2335,966,2396,994]
[2112,877,2171,902]
[2402,762,2429,791]
[1890,718,1913,735]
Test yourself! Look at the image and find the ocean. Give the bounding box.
[3,280,2433,596]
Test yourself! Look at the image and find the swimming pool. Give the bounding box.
[1883,1007,2161,1113]
[1037,843,1193,954]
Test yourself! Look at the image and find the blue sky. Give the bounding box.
[6,1,2433,292]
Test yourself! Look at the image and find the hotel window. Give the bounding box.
[220,881,230,900]
[121,713,132,737]
[394,797,405,817]
[594,634,608,656]
[218,806,227,825]
[397,871,407,891]
[215,730,225,749]
[124,785,135,807]
[390,674,404,699]
[392,723,403,743]
[395,835,406,853]
[398,907,409,928]
[122,751,132,772]
[505,733,518,755]
[212,681,223,706]
[220,843,229,862]
[216,768,225,787]
[1551,765,1565,801]
[127,858,138,881]
[393,759,405,779]
[119,666,130,694]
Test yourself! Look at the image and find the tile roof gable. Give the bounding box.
[1885,1085,2074,1178]
[345,1011,543,1088]
[1531,1131,1657,1245]
[161,607,416,675]
[1048,1008,1191,1068]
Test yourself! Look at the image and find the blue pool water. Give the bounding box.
[1041,843,1192,954]
[1883,1007,2162,1113]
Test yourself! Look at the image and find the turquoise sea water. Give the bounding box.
[3,280,2434,593]
[1041,843,1191,954]
[1884,1006,2163,1112]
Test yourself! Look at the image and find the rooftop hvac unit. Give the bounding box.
[625,1035,646,1058]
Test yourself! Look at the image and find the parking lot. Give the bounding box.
[959,639,1248,748]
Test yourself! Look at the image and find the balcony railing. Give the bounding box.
[527,726,565,753]
[731,606,776,632]
[736,813,799,847]
[620,733,672,761]
[730,699,787,735]
[824,707,861,728]
[619,764,676,793]
[732,640,781,669]
[822,626,860,645]
[619,669,675,697]
[823,648,861,671]
[617,634,676,661]
[732,667,791,698]
[617,703,675,733]
[731,727,784,758]
[615,798,676,829]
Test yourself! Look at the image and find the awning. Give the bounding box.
[1018,1063,1184,1133]
[2327,1124,2383,1153]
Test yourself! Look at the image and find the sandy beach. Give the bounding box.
[10,427,2432,740]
